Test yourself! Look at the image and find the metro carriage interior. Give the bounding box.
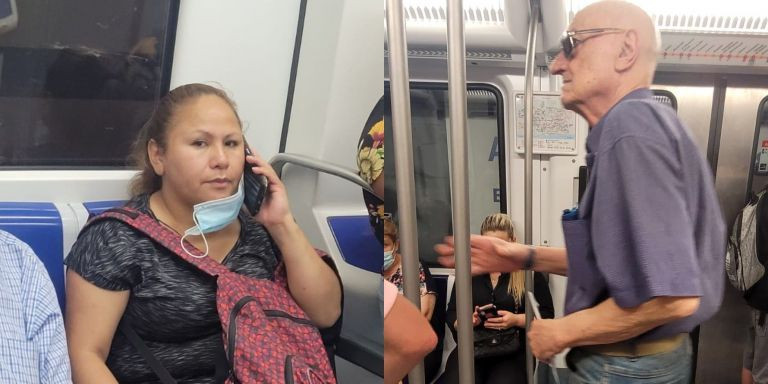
[0,0,767,382]
[385,0,768,383]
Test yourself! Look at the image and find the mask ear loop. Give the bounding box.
[180,214,209,259]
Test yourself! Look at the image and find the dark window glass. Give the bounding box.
[384,83,503,266]
[0,0,178,167]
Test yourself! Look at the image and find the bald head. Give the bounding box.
[547,1,661,125]
[576,1,659,82]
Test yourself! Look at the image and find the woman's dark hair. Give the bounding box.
[128,83,241,197]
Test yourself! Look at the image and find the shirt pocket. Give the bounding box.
[0,336,38,381]
[562,218,605,314]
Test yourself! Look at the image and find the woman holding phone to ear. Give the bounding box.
[64,83,342,383]
[440,213,554,384]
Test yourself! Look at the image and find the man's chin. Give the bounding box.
[560,96,577,111]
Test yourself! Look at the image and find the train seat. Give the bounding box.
[0,202,66,311]
[83,200,126,218]
[326,215,380,274]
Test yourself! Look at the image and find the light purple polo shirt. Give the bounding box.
[563,88,726,340]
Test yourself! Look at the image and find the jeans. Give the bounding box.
[567,337,692,384]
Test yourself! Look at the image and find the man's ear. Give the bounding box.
[147,139,165,176]
[616,30,639,72]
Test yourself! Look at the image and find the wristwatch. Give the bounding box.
[523,246,536,270]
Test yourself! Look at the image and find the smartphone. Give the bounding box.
[477,303,499,321]
[243,142,268,216]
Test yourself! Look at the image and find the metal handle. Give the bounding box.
[269,153,375,195]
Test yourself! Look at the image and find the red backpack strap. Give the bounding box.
[88,207,230,277]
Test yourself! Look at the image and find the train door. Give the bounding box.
[704,81,768,384]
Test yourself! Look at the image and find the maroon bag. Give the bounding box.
[93,208,337,384]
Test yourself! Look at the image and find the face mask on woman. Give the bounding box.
[181,180,245,258]
[383,249,395,271]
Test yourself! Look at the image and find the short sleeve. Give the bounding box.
[592,107,702,308]
[64,220,145,291]
[383,280,398,318]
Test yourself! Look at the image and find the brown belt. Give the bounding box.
[581,334,686,357]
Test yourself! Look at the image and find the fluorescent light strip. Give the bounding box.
[569,0,768,33]
[402,0,505,24]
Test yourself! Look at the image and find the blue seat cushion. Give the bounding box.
[327,216,380,273]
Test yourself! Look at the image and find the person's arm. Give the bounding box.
[742,368,754,384]
[267,220,342,327]
[445,282,458,336]
[421,294,436,321]
[533,272,555,319]
[420,265,436,321]
[384,295,437,384]
[487,273,555,330]
[528,296,699,360]
[247,153,341,328]
[65,270,129,384]
[435,235,569,276]
[562,296,699,347]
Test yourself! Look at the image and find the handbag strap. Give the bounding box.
[119,320,178,384]
[90,208,231,277]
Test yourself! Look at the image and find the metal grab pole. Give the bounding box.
[446,0,474,382]
[523,1,540,382]
[385,1,426,383]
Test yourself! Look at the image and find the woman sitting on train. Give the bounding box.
[440,213,554,384]
[64,83,342,383]
[383,217,437,321]
[383,216,444,381]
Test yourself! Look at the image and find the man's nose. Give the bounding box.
[549,51,566,75]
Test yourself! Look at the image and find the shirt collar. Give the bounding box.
[586,88,653,154]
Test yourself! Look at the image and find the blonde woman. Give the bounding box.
[441,213,553,384]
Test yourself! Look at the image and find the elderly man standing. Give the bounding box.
[436,1,725,382]
[0,229,72,383]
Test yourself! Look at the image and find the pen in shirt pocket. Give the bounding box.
[562,207,579,221]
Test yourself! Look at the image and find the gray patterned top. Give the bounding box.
[66,194,285,383]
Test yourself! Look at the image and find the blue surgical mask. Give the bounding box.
[383,249,395,271]
[181,180,244,258]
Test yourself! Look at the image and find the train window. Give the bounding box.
[750,98,768,178]
[384,83,504,266]
[0,0,179,168]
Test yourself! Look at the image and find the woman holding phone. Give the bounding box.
[64,83,342,383]
[441,213,554,384]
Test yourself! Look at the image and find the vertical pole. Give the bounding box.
[385,1,425,383]
[446,0,474,382]
[523,0,541,382]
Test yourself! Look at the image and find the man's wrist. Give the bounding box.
[523,246,536,270]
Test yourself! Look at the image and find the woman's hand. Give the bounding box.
[245,152,293,228]
[454,306,482,329]
[472,306,482,327]
[483,310,521,330]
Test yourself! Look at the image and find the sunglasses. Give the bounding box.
[560,28,625,59]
